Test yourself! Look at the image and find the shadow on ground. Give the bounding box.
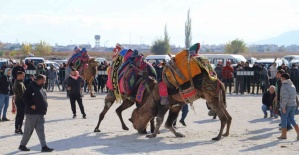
[6,132,217,155]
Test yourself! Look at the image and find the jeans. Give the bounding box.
[48,78,55,91]
[55,79,61,90]
[280,106,297,128]
[0,93,9,119]
[261,104,273,116]
[180,104,189,122]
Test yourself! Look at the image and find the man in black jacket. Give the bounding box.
[13,71,26,134]
[18,74,54,152]
[12,61,25,83]
[262,85,276,118]
[64,68,86,119]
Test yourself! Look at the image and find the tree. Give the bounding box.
[34,41,52,56]
[20,42,32,55]
[150,24,171,54]
[185,9,192,49]
[225,39,247,54]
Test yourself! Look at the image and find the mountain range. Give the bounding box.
[253,30,299,46]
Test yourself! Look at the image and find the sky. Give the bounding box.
[0,0,299,47]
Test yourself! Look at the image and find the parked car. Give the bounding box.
[255,58,289,69]
[0,58,8,68]
[145,55,172,65]
[95,57,107,64]
[245,57,257,65]
[44,61,60,70]
[201,54,247,67]
[283,55,299,62]
[24,57,45,66]
[53,59,68,65]
[289,59,299,67]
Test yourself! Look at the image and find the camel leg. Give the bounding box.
[116,99,134,131]
[94,93,116,132]
[222,109,232,137]
[221,101,232,136]
[150,118,155,133]
[146,105,169,138]
[212,99,228,140]
[213,114,217,119]
[165,105,185,137]
[89,78,96,97]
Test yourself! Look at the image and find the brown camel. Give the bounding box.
[81,58,99,97]
[94,54,158,134]
[94,79,157,133]
[130,69,232,140]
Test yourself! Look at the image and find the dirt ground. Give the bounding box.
[0,92,299,155]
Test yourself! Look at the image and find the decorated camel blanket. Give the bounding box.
[163,49,202,88]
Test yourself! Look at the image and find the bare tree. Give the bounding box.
[185,9,192,49]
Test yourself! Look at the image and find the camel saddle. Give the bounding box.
[163,49,202,89]
[118,54,157,99]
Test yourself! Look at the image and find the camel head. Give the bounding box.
[129,108,148,132]
[88,57,100,67]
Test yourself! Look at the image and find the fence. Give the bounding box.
[11,68,299,94]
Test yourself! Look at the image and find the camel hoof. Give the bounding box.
[94,128,101,132]
[151,130,160,134]
[146,134,156,138]
[122,126,129,131]
[175,132,185,137]
[138,130,147,134]
[212,137,221,141]
[91,95,96,97]
[222,133,229,137]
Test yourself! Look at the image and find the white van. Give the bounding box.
[0,58,8,68]
[201,54,247,67]
[24,57,45,66]
[145,55,171,65]
[255,58,289,69]
[283,55,299,62]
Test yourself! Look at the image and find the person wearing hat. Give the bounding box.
[222,61,234,94]
[12,61,25,84]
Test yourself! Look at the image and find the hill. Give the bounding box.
[254,30,299,45]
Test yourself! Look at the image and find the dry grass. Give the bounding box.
[2,50,298,60]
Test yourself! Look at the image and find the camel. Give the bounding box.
[81,58,99,97]
[94,46,158,133]
[94,79,157,133]
[130,68,232,141]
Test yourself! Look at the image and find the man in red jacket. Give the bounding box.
[222,61,234,94]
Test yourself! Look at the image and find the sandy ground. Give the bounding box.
[0,91,299,155]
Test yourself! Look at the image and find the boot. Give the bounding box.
[293,125,299,140]
[277,128,287,139]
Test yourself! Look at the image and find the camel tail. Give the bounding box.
[220,81,227,107]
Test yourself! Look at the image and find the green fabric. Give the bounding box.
[189,43,200,54]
